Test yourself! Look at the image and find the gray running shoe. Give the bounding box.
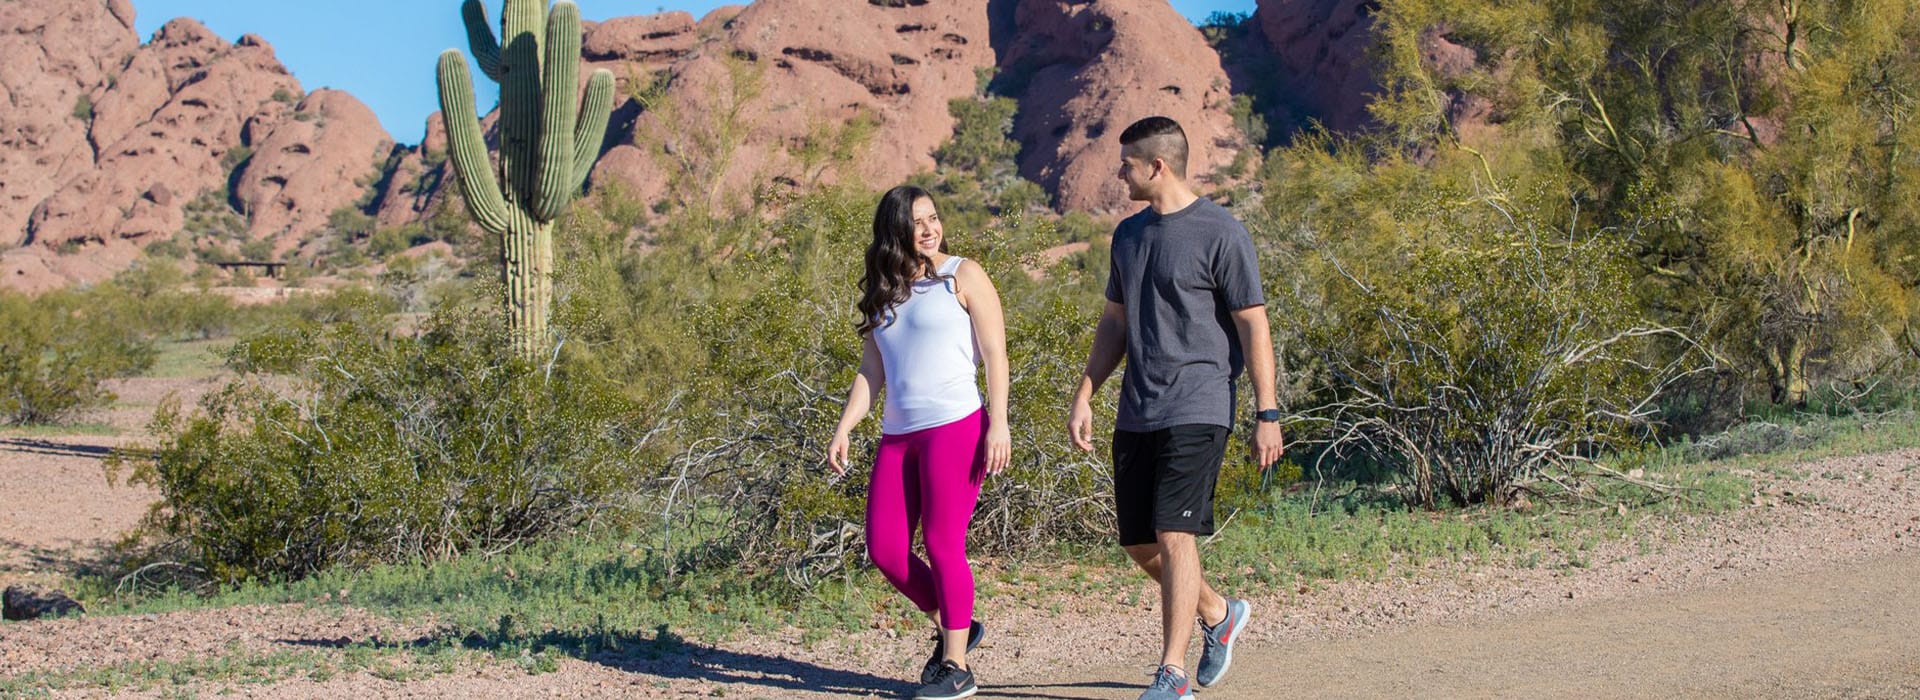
[1196,597,1250,687]
[914,660,977,700]
[920,620,986,685]
[1138,665,1194,700]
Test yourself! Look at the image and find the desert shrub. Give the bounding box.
[1275,173,1702,507]
[237,238,275,262]
[367,224,438,259]
[937,96,1021,179]
[327,206,377,241]
[182,188,247,243]
[114,304,663,583]
[0,288,157,425]
[102,259,239,341]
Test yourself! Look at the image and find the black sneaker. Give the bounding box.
[914,660,977,700]
[919,620,987,684]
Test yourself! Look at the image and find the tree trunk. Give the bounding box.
[1767,336,1809,406]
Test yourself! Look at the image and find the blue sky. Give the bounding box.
[130,1,1257,145]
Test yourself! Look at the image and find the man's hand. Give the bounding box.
[1253,420,1283,471]
[1067,397,1096,452]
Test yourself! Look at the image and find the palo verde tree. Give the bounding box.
[438,0,615,356]
[1362,0,1920,407]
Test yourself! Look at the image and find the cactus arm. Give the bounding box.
[460,0,503,83]
[531,1,582,220]
[436,51,513,234]
[570,69,615,193]
[498,0,546,211]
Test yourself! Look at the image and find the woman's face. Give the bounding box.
[910,197,943,255]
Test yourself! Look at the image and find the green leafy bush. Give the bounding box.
[0,288,157,425]
[114,305,664,583]
[1270,161,1701,506]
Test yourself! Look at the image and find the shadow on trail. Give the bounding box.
[587,638,913,697]
[973,680,1137,699]
[0,437,116,459]
[0,538,122,579]
[282,623,921,697]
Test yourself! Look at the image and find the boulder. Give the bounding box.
[2,585,84,621]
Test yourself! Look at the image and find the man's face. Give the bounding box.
[1117,144,1159,202]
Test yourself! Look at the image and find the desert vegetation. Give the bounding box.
[4,0,1918,692]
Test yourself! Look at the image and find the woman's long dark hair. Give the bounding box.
[857,185,947,335]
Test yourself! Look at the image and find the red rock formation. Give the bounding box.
[26,20,302,250]
[233,89,394,254]
[2,4,392,292]
[999,0,1249,215]
[1252,0,1381,133]
[374,114,453,230]
[587,0,998,212]
[0,0,140,245]
[584,12,698,71]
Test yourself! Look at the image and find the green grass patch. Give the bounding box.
[144,339,232,380]
[1614,407,1920,491]
[0,635,483,696]
[0,422,120,438]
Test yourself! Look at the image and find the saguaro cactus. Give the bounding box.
[438,0,614,356]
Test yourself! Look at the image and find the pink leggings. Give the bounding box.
[866,409,986,632]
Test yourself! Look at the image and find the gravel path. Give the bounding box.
[2,407,1916,698]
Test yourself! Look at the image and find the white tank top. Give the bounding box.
[872,255,982,435]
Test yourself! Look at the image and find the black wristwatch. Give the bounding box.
[1253,408,1281,423]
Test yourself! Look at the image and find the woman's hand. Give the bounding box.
[985,420,1012,476]
[828,430,852,476]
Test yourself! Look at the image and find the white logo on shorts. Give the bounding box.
[1182,510,1192,517]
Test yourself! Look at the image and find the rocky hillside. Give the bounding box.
[1,0,391,293]
[1,0,1403,293]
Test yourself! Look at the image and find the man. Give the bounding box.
[1067,116,1283,700]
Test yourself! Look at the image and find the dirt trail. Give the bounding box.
[1030,553,1920,699]
[3,408,1918,698]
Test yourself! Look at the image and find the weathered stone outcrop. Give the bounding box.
[1,5,391,291]
[0,0,141,244]
[999,0,1249,214]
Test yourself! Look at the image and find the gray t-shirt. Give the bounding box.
[1104,198,1265,432]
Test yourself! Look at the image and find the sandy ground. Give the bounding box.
[0,376,226,585]
[2,376,1917,698]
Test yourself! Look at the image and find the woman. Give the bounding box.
[828,185,1011,700]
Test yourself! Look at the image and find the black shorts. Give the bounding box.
[1112,424,1230,547]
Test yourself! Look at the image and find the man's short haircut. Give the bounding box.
[1118,116,1188,180]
